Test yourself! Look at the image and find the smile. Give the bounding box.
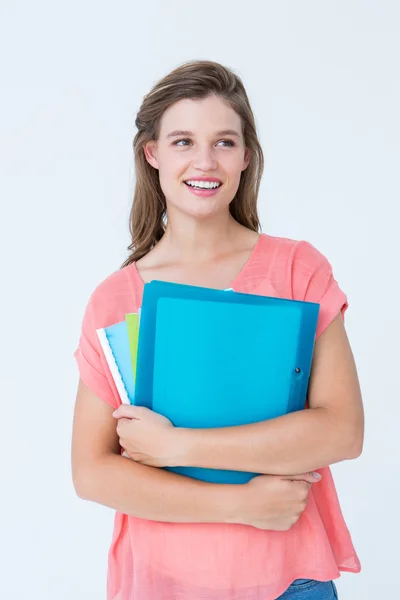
[184,180,222,189]
[183,180,223,197]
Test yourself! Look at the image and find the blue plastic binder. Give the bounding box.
[98,321,135,403]
[134,280,320,484]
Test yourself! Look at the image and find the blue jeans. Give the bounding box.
[276,578,339,599]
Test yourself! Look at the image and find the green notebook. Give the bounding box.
[125,313,140,385]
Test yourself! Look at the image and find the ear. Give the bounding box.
[143,140,159,169]
[242,147,251,171]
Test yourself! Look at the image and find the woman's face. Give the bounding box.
[144,94,251,220]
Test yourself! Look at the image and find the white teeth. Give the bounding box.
[185,180,221,189]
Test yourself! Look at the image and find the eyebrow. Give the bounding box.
[166,129,241,139]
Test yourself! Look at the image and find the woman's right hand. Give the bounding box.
[233,471,322,531]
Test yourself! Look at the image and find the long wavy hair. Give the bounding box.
[120,59,264,268]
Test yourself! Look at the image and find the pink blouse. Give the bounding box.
[74,233,361,600]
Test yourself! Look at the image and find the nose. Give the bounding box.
[192,146,218,171]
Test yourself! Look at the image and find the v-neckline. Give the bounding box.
[130,233,266,292]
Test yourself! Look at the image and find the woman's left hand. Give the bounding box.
[112,405,181,468]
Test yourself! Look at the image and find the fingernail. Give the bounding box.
[313,472,322,480]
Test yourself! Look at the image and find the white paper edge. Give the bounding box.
[96,327,130,404]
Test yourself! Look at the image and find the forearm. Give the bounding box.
[75,453,239,523]
[177,407,360,476]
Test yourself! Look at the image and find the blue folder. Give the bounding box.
[134,280,320,484]
[101,321,136,403]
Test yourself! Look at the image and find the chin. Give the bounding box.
[186,203,226,219]
[167,196,224,219]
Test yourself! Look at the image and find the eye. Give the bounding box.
[172,139,235,147]
[173,138,191,146]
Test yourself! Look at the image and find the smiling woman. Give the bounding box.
[72,59,363,600]
[139,94,252,228]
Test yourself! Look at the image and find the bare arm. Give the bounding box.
[174,313,365,475]
[71,378,239,523]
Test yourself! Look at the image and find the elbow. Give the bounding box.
[72,453,118,501]
[72,466,95,500]
[346,445,362,460]
[345,430,364,460]
[72,476,89,500]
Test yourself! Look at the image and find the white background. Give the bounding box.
[1,1,399,598]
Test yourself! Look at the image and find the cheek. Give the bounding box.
[232,152,247,170]
[158,153,186,178]
[220,154,246,179]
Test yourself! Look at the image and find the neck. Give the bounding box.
[159,214,244,264]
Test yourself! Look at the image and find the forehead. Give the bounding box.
[159,95,242,136]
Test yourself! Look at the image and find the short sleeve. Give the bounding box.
[292,241,348,339]
[73,295,119,408]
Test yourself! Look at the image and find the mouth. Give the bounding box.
[184,179,223,190]
[183,179,223,197]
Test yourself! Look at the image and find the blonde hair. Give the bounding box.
[120,59,264,268]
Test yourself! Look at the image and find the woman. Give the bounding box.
[72,59,364,600]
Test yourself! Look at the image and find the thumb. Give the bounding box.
[282,472,322,484]
[112,404,139,419]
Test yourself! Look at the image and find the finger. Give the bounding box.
[122,451,138,461]
[112,405,140,419]
[116,417,133,436]
[283,472,322,483]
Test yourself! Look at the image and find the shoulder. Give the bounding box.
[262,233,329,268]
[260,233,343,306]
[261,233,333,281]
[88,265,130,301]
[85,263,141,328]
